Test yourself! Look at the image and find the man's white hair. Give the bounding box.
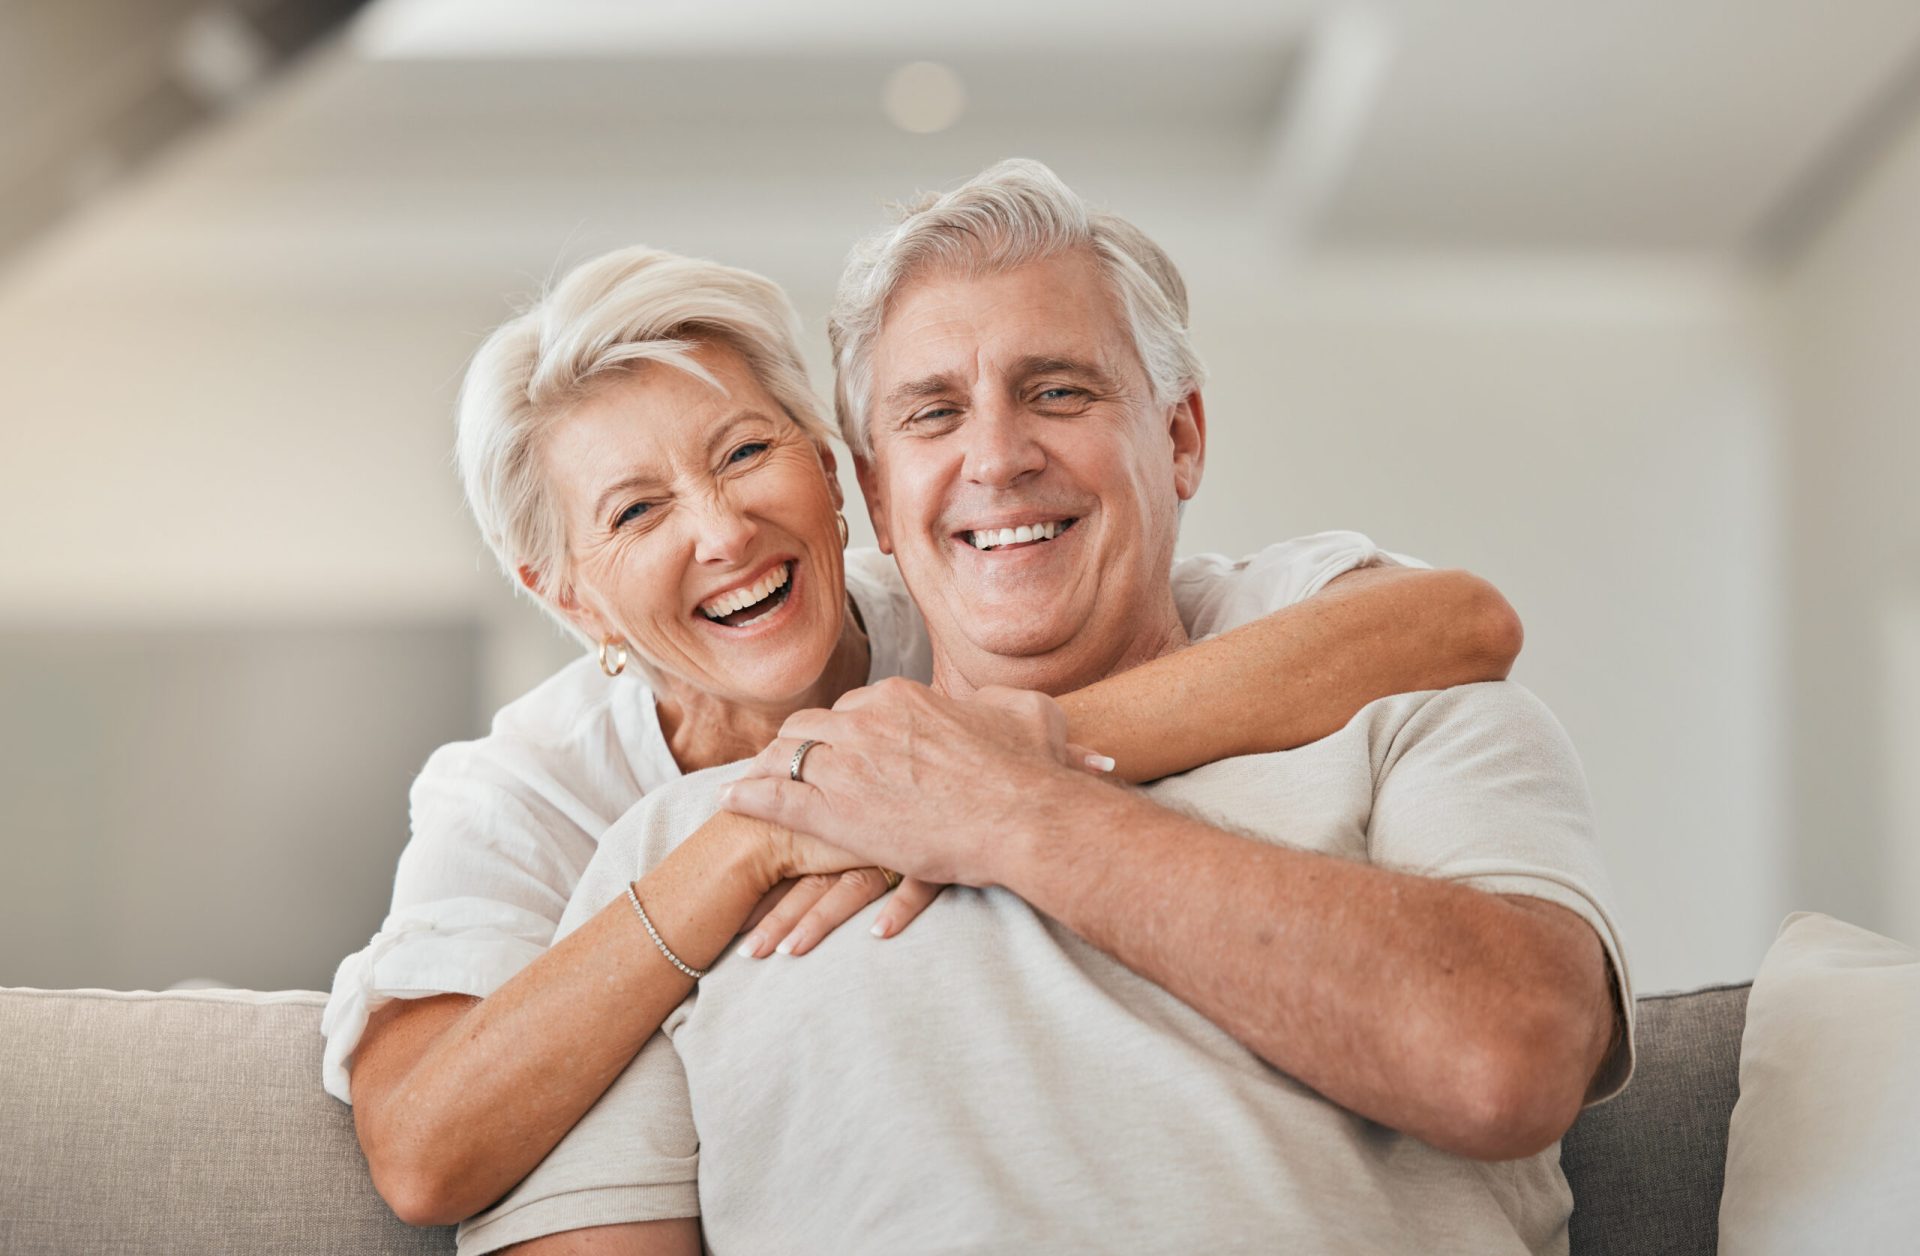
[827,158,1208,457]
[456,245,831,642]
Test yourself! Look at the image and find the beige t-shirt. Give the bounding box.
[459,681,1632,1256]
[323,533,1403,1102]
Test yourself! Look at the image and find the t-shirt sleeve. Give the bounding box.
[1366,681,1637,1104]
[1171,530,1430,639]
[319,738,602,1103]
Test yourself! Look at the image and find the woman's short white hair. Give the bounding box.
[827,158,1207,458]
[456,244,831,640]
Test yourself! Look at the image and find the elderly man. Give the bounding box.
[463,161,1630,1256]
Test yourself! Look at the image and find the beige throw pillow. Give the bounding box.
[1717,912,1920,1254]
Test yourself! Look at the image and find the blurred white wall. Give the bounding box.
[0,220,1788,993]
[1777,99,1920,948]
[4,6,1916,995]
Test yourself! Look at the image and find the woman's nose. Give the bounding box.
[962,402,1046,488]
[690,495,759,565]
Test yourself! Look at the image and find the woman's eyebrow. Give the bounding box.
[592,471,662,522]
[702,409,773,456]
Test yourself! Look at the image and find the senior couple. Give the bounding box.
[324,159,1631,1254]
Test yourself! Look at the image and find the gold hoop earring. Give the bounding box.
[835,511,850,549]
[598,639,628,678]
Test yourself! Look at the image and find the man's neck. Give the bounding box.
[931,597,1191,700]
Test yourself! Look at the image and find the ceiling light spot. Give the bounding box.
[883,62,966,135]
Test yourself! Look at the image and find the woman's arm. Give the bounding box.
[1060,565,1522,783]
[780,565,1522,947]
[351,811,859,1228]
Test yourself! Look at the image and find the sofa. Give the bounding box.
[0,980,1749,1255]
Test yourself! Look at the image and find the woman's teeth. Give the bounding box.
[700,563,791,621]
[966,519,1073,551]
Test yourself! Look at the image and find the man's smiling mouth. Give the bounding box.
[963,518,1078,551]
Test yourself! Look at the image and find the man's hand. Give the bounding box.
[722,678,1111,888]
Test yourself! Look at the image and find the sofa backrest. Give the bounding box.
[0,986,453,1255]
[1561,982,1751,1255]
[0,983,1750,1254]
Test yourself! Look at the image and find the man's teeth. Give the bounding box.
[700,564,790,619]
[967,520,1071,551]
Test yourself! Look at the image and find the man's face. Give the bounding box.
[855,250,1205,696]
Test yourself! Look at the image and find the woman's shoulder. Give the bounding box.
[417,652,675,807]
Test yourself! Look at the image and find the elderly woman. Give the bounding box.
[321,241,1522,1234]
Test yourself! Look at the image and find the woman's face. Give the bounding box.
[539,340,851,710]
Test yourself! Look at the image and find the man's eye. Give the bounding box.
[728,441,769,464]
[1037,387,1081,402]
[911,407,958,423]
[616,501,651,527]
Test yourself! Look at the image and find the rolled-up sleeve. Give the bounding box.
[320,742,609,1103]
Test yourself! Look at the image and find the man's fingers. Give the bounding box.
[870,877,943,940]
[722,774,821,833]
[778,868,892,957]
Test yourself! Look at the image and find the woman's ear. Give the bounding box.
[814,439,846,511]
[519,565,607,638]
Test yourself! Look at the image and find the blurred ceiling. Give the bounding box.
[6,0,1920,294]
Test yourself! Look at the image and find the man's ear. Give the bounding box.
[852,451,893,554]
[1170,389,1206,501]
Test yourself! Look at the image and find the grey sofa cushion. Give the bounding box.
[1561,982,1751,1256]
[0,986,451,1256]
[1,982,1750,1253]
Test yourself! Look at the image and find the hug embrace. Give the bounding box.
[323,159,1631,1254]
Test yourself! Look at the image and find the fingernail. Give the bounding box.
[1085,753,1116,773]
[775,934,797,955]
[737,934,763,959]
[870,917,892,939]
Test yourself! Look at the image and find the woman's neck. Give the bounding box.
[654,599,871,773]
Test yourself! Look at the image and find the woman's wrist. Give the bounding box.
[682,808,790,899]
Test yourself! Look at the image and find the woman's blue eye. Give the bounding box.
[729,442,769,464]
[616,501,650,527]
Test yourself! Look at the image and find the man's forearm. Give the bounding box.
[998,776,1614,1160]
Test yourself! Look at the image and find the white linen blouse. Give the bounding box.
[321,533,1411,1101]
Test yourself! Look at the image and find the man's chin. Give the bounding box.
[954,616,1082,663]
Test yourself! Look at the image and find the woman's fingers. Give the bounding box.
[870,877,943,939]
[735,874,835,959]
[774,867,892,957]
[1065,741,1117,775]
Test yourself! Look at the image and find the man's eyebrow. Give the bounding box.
[883,373,966,409]
[1013,355,1118,389]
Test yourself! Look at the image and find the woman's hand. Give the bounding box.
[734,870,943,958]
[722,809,943,958]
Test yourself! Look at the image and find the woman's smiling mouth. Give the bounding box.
[698,561,795,628]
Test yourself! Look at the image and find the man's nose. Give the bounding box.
[690,492,759,565]
[962,399,1047,488]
